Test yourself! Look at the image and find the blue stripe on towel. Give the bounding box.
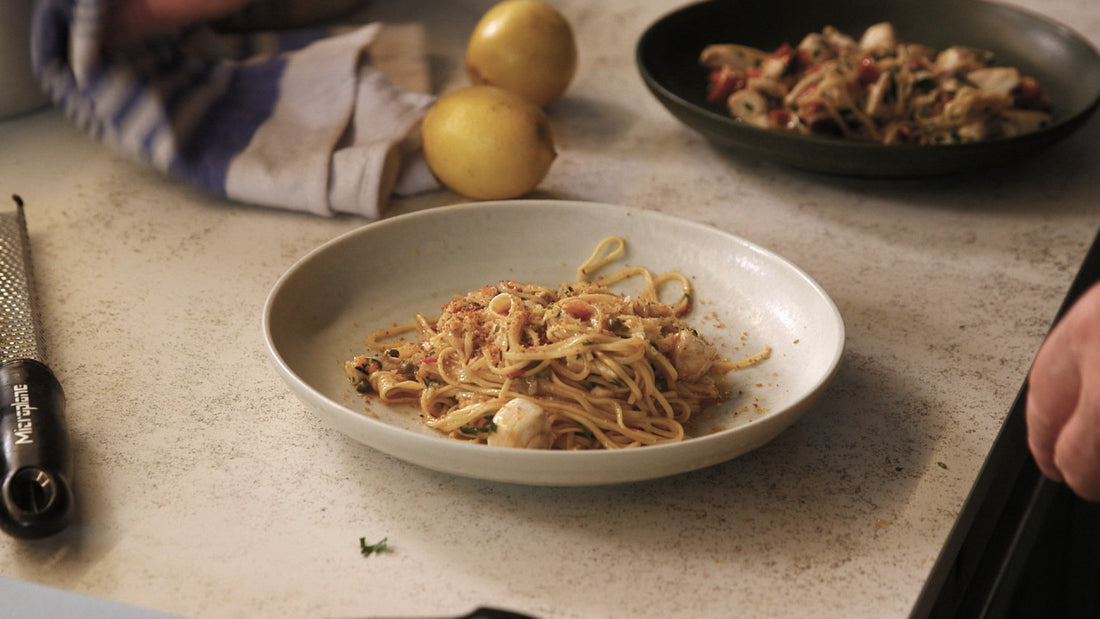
[169,58,287,194]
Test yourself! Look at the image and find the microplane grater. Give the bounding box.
[0,195,73,539]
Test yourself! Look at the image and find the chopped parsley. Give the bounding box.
[359,537,389,557]
[460,417,498,435]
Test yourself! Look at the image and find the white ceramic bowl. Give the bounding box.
[263,201,845,485]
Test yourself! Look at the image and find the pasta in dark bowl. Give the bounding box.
[636,0,1100,176]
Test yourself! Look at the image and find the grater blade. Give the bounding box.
[0,196,45,364]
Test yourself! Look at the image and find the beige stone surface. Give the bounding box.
[1,1,1097,617]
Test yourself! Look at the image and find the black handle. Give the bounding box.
[0,359,73,539]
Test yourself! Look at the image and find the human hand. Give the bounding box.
[109,0,256,41]
[1026,281,1100,501]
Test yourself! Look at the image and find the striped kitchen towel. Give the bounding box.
[30,0,437,218]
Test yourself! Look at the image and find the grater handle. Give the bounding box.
[0,358,73,539]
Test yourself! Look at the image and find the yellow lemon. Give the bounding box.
[465,0,577,107]
[421,85,557,200]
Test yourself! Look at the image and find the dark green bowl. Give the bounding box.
[636,0,1100,176]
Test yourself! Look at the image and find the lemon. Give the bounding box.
[420,85,557,200]
[465,0,577,107]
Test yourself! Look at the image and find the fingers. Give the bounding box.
[1025,282,1100,501]
[1026,326,1080,482]
[1051,389,1100,501]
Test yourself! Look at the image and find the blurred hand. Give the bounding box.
[109,0,256,41]
[1026,281,1100,501]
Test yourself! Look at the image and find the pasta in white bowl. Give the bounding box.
[263,201,844,485]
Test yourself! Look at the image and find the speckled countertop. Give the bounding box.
[1,1,1098,617]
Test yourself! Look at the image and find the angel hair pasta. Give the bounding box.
[344,237,769,450]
